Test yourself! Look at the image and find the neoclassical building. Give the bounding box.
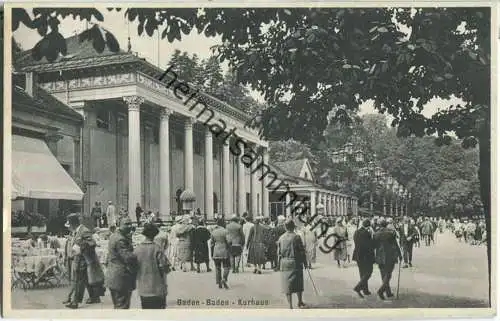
[268,159,358,219]
[16,33,269,221]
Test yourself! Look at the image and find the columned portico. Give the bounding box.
[237,141,246,216]
[19,35,270,223]
[159,108,172,220]
[222,142,231,216]
[262,149,270,217]
[124,95,144,219]
[204,128,214,219]
[184,117,195,194]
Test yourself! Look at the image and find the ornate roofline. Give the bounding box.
[18,52,255,124]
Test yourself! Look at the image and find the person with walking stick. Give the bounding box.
[373,219,402,300]
[277,219,307,309]
[352,219,375,298]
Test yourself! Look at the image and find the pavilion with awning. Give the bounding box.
[11,135,83,201]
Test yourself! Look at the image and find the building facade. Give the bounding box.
[11,79,84,229]
[16,34,269,221]
[268,159,358,219]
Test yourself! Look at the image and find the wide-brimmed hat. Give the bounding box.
[66,213,80,227]
[175,216,183,223]
[277,215,286,222]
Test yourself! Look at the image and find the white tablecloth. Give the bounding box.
[13,255,58,276]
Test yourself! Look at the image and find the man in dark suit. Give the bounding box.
[63,213,104,309]
[398,216,418,268]
[226,215,245,273]
[352,219,375,298]
[373,219,402,300]
[105,217,138,309]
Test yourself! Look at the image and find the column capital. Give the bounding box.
[205,126,213,137]
[123,95,145,111]
[160,108,173,119]
[185,116,196,128]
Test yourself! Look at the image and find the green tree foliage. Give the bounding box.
[165,50,264,114]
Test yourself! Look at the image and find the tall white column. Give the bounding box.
[159,108,172,220]
[204,128,214,219]
[237,141,246,216]
[262,149,270,217]
[124,96,144,219]
[222,142,231,216]
[285,192,291,216]
[310,190,316,215]
[250,145,258,216]
[184,117,194,193]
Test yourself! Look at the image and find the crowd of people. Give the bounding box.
[56,206,486,310]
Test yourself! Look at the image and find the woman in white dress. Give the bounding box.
[167,216,182,271]
[346,219,357,264]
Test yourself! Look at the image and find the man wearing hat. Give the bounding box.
[373,219,402,300]
[134,222,169,309]
[398,217,418,268]
[226,215,245,273]
[105,217,138,309]
[63,213,104,309]
[352,219,375,298]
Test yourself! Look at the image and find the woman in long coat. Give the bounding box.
[278,219,307,309]
[175,215,195,272]
[246,216,267,274]
[192,219,212,273]
[332,218,348,267]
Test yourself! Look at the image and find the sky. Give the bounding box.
[13,9,464,125]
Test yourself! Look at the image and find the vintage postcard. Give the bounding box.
[2,2,497,319]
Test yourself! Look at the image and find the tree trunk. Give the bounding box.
[478,126,490,306]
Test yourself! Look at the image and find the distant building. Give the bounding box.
[268,158,358,220]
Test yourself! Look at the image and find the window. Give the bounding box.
[304,172,308,179]
[96,109,110,130]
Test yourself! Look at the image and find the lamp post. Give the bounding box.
[393,182,399,216]
[400,186,406,216]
